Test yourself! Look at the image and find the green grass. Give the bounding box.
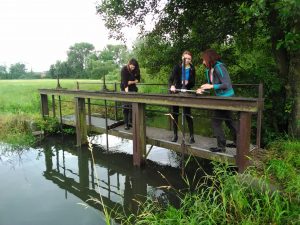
[0,79,98,145]
[120,140,300,224]
[0,79,104,115]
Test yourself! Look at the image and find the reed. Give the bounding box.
[120,139,300,224]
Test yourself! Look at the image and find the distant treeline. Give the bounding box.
[0,63,42,79]
[0,43,133,80]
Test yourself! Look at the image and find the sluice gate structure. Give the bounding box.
[39,85,263,172]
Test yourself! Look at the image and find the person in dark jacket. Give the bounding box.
[169,50,196,143]
[121,58,141,130]
[197,49,237,152]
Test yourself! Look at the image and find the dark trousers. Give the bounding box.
[212,110,237,148]
[172,106,194,137]
[123,103,132,126]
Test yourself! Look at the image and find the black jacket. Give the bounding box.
[168,64,196,90]
[120,65,140,92]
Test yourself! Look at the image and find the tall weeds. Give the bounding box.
[120,141,300,224]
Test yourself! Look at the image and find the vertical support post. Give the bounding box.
[104,99,109,151]
[256,83,263,149]
[75,97,87,146]
[236,112,252,173]
[52,95,56,118]
[87,98,91,128]
[132,103,146,167]
[41,94,49,117]
[58,95,63,127]
[114,82,118,121]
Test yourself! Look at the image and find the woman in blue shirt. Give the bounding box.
[169,50,196,143]
[197,49,237,152]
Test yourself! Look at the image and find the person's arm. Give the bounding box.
[169,65,178,92]
[135,68,141,83]
[213,64,231,90]
[121,67,129,92]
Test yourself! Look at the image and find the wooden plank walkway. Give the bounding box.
[61,115,251,165]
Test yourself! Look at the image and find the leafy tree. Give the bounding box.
[86,44,130,79]
[50,61,73,78]
[99,44,129,66]
[97,0,300,138]
[67,42,95,77]
[0,65,8,79]
[9,63,27,79]
[239,0,300,136]
[86,58,118,79]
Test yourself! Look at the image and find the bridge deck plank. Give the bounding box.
[60,115,252,165]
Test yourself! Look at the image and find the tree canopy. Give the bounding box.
[97,0,300,138]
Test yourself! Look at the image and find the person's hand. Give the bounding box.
[170,85,176,92]
[185,80,188,86]
[134,79,138,83]
[125,87,129,92]
[196,88,204,94]
[201,83,213,90]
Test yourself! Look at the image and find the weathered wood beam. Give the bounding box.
[75,97,87,146]
[132,103,146,167]
[39,89,261,113]
[51,95,56,117]
[236,112,252,172]
[40,94,49,117]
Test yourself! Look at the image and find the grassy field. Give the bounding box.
[0,79,105,115]
[0,79,104,145]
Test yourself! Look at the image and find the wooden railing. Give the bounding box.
[39,87,263,172]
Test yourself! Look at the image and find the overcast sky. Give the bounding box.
[0,0,137,72]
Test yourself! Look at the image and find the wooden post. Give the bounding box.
[52,95,56,117]
[75,97,87,146]
[41,94,49,117]
[114,82,118,121]
[87,98,91,128]
[236,112,252,173]
[132,103,146,167]
[256,83,263,149]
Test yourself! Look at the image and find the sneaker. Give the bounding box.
[124,125,130,130]
[209,147,225,152]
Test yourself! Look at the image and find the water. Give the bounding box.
[0,134,212,225]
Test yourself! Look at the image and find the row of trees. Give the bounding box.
[47,43,132,79]
[0,43,133,80]
[96,0,300,138]
[0,63,40,79]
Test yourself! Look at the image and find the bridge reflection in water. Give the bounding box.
[42,135,210,218]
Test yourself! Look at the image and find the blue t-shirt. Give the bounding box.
[181,66,190,81]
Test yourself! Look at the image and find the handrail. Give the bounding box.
[39,88,261,113]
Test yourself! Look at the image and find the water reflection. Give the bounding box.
[0,135,212,224]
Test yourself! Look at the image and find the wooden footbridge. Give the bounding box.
[39,83,263,172]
